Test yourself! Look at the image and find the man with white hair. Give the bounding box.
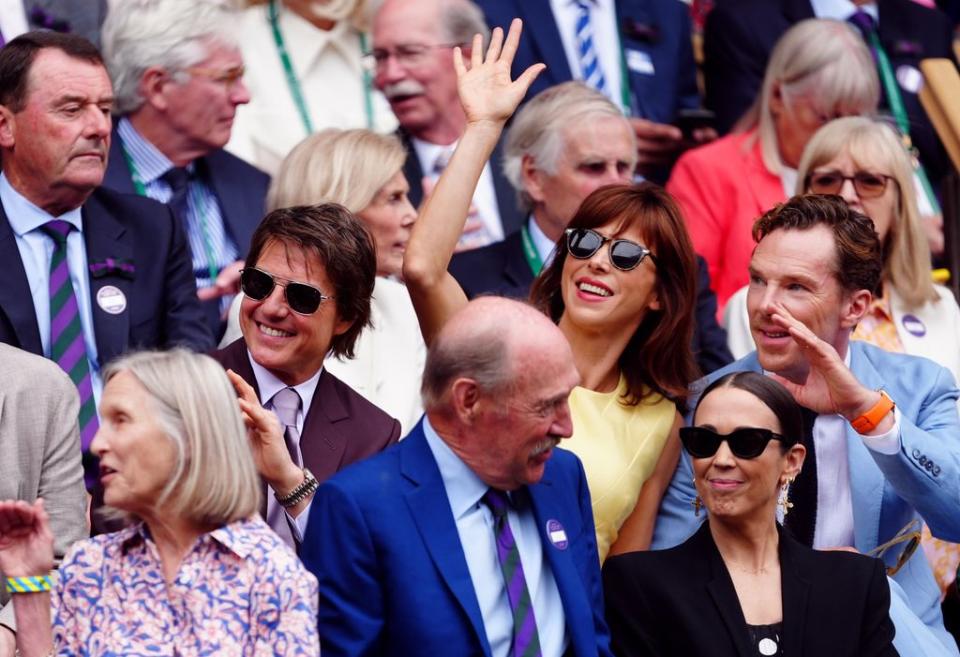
[100,0,269,339]
[371,0,523,250]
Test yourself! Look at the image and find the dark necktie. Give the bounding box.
[847,10,881,64]
[40,220,99,489]
[161,166,190,224]
[784,407,820,547]
[482,488,543,657]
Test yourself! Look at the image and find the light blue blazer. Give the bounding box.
[653,342,960,657]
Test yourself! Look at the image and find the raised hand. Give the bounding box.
[454,18,545,129]
[0,499,54,578]
[766,304,883,423]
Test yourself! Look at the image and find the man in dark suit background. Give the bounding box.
[0,31,211,485]
[301,297,613,657]
[211,204,400,549]
[0,0,107,47]
[477,0,712,179]
[449,81,733,374]
[100,0,270,339]
[703,0,954,186]
[371,0,524,250]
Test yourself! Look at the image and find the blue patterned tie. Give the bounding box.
[575,0,607,94]
[41,220,99,489]
[482,489,543,657]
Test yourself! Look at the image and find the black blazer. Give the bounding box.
[602,523,899,657]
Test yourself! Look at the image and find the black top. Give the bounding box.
[747,623,783,656]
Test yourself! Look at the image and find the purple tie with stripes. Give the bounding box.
[41,220,99,489]
[482,488,543,657]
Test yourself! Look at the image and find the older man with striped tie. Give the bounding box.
[0,31,211,489]
[300,297,613,657]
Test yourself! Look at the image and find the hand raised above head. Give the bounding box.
[454,18,545,129]
[0,499,54,578]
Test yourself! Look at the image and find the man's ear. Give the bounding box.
[839,288,872,329]
[0,105,16,149]
[139,66,174,112]
[521,154,546,205]
[449,377,481,424]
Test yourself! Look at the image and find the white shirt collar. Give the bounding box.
[810,0,879,23]
[527,215,557,265]
[0,173,83,234]
[422,416,489,520]
[246,348,323,412]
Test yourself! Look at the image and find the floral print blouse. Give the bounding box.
[51,516,319,656]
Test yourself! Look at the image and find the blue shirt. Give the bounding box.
[423,417,568,657]
[1,174,103,407]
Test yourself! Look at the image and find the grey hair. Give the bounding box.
[736,19,879,174]
[441,0,490,47]
[102,349,261,525]
[101,0,240,115]
[503,81,635,212]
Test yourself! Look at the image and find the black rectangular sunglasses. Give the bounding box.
[679,426,790,459]
[239,267,332,315]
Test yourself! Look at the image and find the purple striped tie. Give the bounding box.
[41,220,99,489]
[482,489,543,657]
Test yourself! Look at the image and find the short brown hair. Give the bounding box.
[245,204,376,359]
[530,183,698,410]
[752,194,882,294]
[0,31,104,112]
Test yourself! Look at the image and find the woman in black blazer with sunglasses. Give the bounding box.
[603,371,899,657]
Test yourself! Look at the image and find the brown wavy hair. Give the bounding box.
[529,183,698,411]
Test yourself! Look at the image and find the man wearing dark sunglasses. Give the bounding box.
[211,204,401,549]
[654,195,960,657]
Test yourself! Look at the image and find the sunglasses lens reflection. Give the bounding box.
[240,268,274,301]
[286,283,323,315]
[567,229,603,259]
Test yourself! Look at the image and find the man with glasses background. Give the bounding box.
[371,0,523,251]
[211,204,401,549]
[654,194,960,657]
[99,0,270,340]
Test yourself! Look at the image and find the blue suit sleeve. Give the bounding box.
[300,481,385,657]
[574,457,615,657]
[651,451,704,550]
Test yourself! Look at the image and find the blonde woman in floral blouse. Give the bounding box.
[0,350,319,656]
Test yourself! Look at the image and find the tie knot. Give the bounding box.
[40,220,73,246]
[848,10,876,36]
[161,166,191,193]
[432,147,453,175]
[482,488,512,519]
[271,387,301,429]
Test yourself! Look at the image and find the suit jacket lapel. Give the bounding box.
[742,136,786,214]
[399,129,426,208]
[778,531,810,657]
[782,0,816,22]
[104,126,138,195]
[490,140,522,235]
[401,427,492,657]
[81,193,132,366]
[299,370,350,482]
[201,153,252,253]
[0,205,42,353]
[516,1,572,84]
[700,526,755,657]
[504,230,536,289]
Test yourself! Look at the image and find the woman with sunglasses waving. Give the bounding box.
[602,371,899,657]
[403,19,698,560]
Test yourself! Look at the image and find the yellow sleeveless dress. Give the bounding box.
[563,376,676,562]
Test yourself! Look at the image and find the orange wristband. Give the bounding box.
[850,390,895,434]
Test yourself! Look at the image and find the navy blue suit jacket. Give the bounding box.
[448,232,733,374]
[476,0,700,124]
[300,421,614,657]
[703,0,953,183]
[0,186,213,362]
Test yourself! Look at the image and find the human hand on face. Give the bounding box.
[455,19,546,131]
[0,499,54,578]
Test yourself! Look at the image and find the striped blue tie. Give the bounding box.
[575,0,607,94]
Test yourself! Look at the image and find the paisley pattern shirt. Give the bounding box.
[51,516,319,656]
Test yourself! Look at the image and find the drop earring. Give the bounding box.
[778,477,794,517]
[691,477,703,517]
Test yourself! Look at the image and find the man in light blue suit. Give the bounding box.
[300,297,612,657]
[653,195,960,656]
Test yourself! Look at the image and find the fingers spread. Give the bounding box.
[500,18,523,64]
[485,26,503,63]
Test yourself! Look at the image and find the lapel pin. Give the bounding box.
[96,285,127,315]
[901,314,926,337]
[546,519,568,550]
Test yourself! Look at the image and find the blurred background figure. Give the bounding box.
[100,0,270,341]
[222,128,425,434]
[371,0,523,250]
[227,0,397,175]
[449,80,732,375]
[0,0,106,47]
[667,18,879,314]
[0,350,319,656]
[605,372,898,657]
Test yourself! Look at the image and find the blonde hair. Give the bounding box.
[102,350,261,525]
[737,19,879,174]
[267,128,407,213]
[796,117,936,306]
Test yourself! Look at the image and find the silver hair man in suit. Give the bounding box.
[0,343,86,656]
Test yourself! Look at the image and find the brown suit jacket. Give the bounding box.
[210,339,402,486]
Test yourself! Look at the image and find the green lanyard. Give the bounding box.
[520,225,544,276]
[865,28,941,213]
[268,0,375,134]
[121,144,220,281]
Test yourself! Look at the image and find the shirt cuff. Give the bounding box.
[859,407,902,455]
[284,498,314,544]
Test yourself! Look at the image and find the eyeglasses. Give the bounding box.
[187,65,246,90]
[564,228,656,271]
[362,43,464,71]
[679,426,791,459]
[867,519,922,577]
[805,170,894,199]
[239,268,332,315]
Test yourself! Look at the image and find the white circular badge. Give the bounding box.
[758,637,779,656]
[896,65,924,94]
[96,285,127,315]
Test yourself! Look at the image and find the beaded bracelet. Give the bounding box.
[5,574,52,594]
[275,468,319,508]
